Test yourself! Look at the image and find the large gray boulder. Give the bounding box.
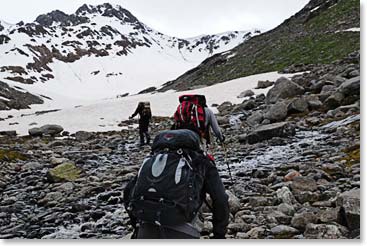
[287,97,309,114]
[256,80,274,89]
[247,111,264,127]
[336,189,360,230]
[324,92,345,110]
[239,122,296,144]
[338,76,360,96]
[29,124,63,137]
[266,77,305,104]
[264,101,288,122]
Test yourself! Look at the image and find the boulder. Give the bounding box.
[264,101,288,122]
[237,89,255,98]
[75,131,94,141]
[256,80,274,89]
[28,127,43,137]
[290,176,317,192]
[226,190,241,215]
[29,124,63,137]
[0,131,17,137]
[270,225,299,239]
[47,162,81,182]
[246,111,264,127]
[336,189,360,230]
[284,170,301,182]
[276,186,297,205]
[277,203,295,216]
[287,97,309,114]
[291,212,318,230]
[324,92,344,110]
[318,208,339,223]
[241,226,266,239]
[239,122,296,144]
[266,77,305,104]
[304,223,343,239]
[338,76,360,96]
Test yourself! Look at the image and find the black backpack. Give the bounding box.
[127,129,206,226]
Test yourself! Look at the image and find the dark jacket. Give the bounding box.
[131,103,152,123]
[123,153,229,239]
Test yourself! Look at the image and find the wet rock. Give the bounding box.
[304,223,343,239]
[47,162,81,182]
[270,225,299,239]
[239,122,295,144]
[266,77,305,104]
[246,111,264,127]
[336,189,360,230]
[264,101,288,122]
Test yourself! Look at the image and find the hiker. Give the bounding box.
[124,129,229,239]
[172,94,225,151]
[129,102,152,146]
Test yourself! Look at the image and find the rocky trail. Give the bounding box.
[0,52,360,239]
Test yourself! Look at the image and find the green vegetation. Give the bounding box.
[341,146,360,168]
[0,149,27,162]
[307,0,359,32]
[47,162,81,182]
[168,0,360,90]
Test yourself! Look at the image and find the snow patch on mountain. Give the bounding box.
[0,71,295,135]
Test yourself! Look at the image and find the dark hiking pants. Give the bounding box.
[136,223,198,239]
[139,120,150,145]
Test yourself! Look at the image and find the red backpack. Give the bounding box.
[173,95,206,137]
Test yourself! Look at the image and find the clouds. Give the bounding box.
[0,0,309,37]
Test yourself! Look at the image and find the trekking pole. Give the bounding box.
[222,142,234,186]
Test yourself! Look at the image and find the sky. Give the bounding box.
[0,0,310,38]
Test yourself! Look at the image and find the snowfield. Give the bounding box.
[0,71,295,135]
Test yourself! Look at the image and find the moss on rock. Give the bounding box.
[47,162,81,182]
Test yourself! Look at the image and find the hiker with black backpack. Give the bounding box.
[123,129,229,239]
[172,94,225,152]
[129,102,152,147]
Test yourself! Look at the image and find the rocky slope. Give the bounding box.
[0,3,258,110]
[160,0,360,91]
[0,51,360,239]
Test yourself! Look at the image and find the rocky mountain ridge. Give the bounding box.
[160,0,359,92]
[0,3,258,110]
